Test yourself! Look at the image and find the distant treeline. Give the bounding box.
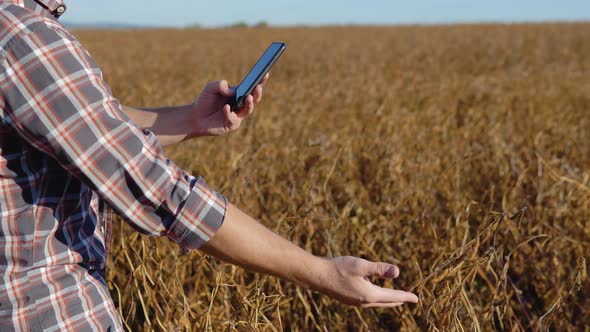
[65,21,270,30]
[186,21,269,29]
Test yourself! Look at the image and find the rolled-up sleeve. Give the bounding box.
[0,25,225,250]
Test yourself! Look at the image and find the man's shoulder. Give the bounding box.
[0,3,69,53]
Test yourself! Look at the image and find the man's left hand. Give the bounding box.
[190,73,269,137]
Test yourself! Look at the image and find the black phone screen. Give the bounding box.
[232,42,286,110]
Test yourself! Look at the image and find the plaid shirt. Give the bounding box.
[0,1,227,330]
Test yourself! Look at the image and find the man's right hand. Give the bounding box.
[201,204,418,309]
[315,256,419,307]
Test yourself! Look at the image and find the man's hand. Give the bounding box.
[190,74,269,137]
[122,74,268,146]
[201,204,418,309]
[317,256,418,307]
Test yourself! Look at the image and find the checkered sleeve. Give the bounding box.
[0,24,226,250]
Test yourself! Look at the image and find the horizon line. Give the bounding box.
[63,19,590,30]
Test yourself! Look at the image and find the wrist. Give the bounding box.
[291,254,332,290]
[167,104,196,138]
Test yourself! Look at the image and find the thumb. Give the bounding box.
[219,80,233,97]
[224,104,240,128]
[208,80,233,97]
[227,85,236,97]
[365,262,400,279]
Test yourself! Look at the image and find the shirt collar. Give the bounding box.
[3,0,67,19]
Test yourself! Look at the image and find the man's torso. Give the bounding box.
[0,1,121,330]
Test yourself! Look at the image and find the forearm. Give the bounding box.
[201,203,328,289]
[122,105,193,146]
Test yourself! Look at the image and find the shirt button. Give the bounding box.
[54,5,66,17]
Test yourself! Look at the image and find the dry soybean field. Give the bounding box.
[74,24,589,331]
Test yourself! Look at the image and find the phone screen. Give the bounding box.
[235,43,285,102]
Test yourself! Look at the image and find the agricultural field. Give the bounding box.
[74,23,589,331]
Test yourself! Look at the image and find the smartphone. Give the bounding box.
[228,42,286,112]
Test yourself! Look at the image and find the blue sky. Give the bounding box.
[64,0,590,27]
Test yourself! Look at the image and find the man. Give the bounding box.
[0,0,418,330]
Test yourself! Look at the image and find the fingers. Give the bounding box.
[362,261,400,279]
[234,95,254,119]
[223,104,240,130]
[253,73,269,101]
[251,84,263,103]
[368,285,419,304]
[228,85,236,97]
[358,260,418,306]
[218,74,265,120]
[260,72,270,85]
[361,302,404,308]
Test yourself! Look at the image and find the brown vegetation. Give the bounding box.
[74,23,589,331]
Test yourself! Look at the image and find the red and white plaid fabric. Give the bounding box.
[0,1,226,330]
